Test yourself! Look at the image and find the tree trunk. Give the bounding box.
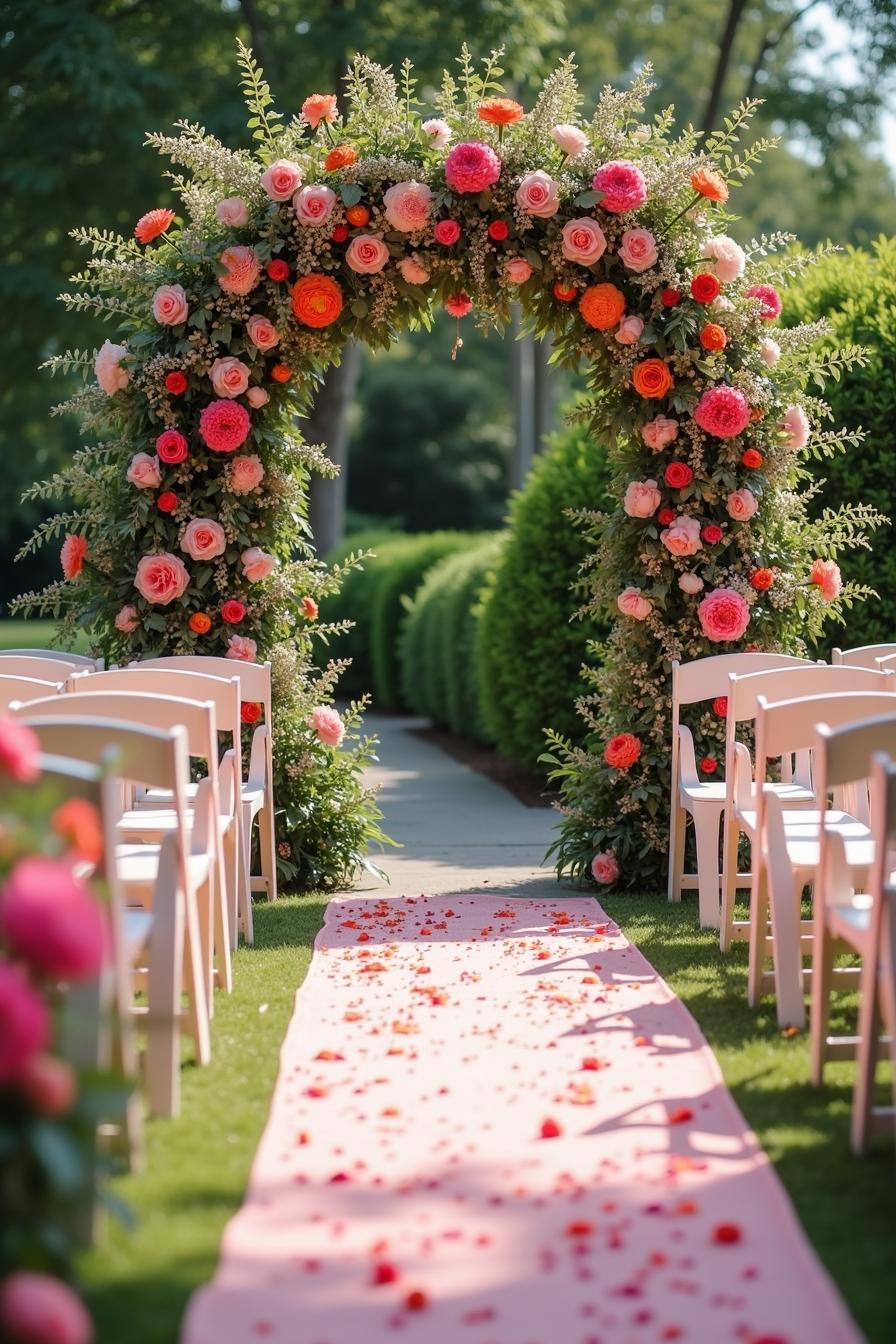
[305,344,362,556]
[702,0,748,135]
[238,0,273,81]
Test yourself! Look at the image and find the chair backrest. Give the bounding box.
[756,691,896,785]
[0,656,73,685]
[0,648,103,670]
[832,643,896,669]
[69,668,241,734]
[0,673,61,711]
[728,663,893,724]
[132,655,271,713]
[816,714,896,793]
[672,652,815,708]
[21,717,190,796]
[13,692,217,762]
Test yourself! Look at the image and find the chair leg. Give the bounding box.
[720,818,742,953]
[771,871,808,1030]
[809,918,837,1086]
[851,949,880,1155]
[693,806,723,930]
[146,882,184,1118]
[747,864,770,1009]
[182,886,211,1067]
[258,800,278,902]
[667,802,686,903]
[212,832,233,996]
[224,823,239,955]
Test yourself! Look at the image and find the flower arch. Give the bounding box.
[18,45,881,891]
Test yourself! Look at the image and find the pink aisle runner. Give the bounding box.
[182,895,860,1344]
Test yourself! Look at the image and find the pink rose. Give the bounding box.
[591,851,619,885]
[152,283,188,326]
[308,705,344,747]
[434,219,461,246]
[618,227,658,273]
[615,315,644,345]
[240,546,277,582]
[0,1272,93,1344]
[560,217,607,267]
[229,455,265,494]
[422,118,451,149]
[126,453,161,489]
[134,552,190,605]
[661,515,703,557]
[260,158,304,201]
[246,387,269,408]
[19,1053,78,1116]
[0,963,50,1083]
[678,572,705,594]
[246,315,280,351]
[399,256,430,284]
[226,634,258,662]
[216,197,249,227]
[383,180,432,232]
[505,257,533,284]
[0,717,40,783]
[0,856,106,982]
[782,404,810,450]
[810,558,843,603]
[293,183,337,226]
[617,586,653,620]
[623,479,661,519]
[759,337,781,368]
[218,245,261,296]
[702,235,745,282]
[115,604,139,633]
[444,141,501,194]
[181,517,226,562]
[698,587,751,642]
[641,416,679,450]
[592,160,648,213]
[210,356,251,399]
[94,340,129,395]
[346,235,390,275]
[515,170,560,218]
[727,488,759,521]
[551,124,588,158]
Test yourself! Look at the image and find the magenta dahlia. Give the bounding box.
[444,141,501,194]
[592,160,648,213]
[693,386,751,439]
[199,399,251,454]
[746,283,782,321]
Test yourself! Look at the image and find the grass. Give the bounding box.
[0,618,89,652]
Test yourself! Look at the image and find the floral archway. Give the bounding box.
[17,45,878,892]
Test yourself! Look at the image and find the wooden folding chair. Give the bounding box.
[0,673,62,711]
[0,648,103,670]
[832,643,896,670]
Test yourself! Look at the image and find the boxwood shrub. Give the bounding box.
[323,528,400,698]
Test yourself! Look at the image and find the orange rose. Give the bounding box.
[189,611,212,635]
[291,274,344,329]
[324,144,357,172]
[271,363,293,382]
[699,322,726,352]
[750,568,774,591]
[345,204,370,227]
[691,168,729,203]
[632,358,674,399]
[52,798,103,864]
[478,97,524,127]
[301,93,338,129]
[578,283,626,331]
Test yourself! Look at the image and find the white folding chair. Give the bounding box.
[0,648,103,670]
[133,655,277,902]
[0,673,62,711]
[0,656,74,685]
[810,721,896,1152]
[69,666,249,948]
[832,643,896,669]
[668,652,816,928]
[22,722,207,1118]
[749,690,896,1027]
[720,663,895,952]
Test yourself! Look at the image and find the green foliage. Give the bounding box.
[400,534,504,736]
[321,529,400,699]
[475,418,612,768]
[782,237,896,654]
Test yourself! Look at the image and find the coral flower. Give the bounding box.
[324,144,357,171]
[199,399,251,453]
[134,207,175,244]
[301,93,338,128]
[579,283,626,331]
[444,292,473,318]
[632,358,674,399]
[700,322,727,351]
[694,385,751,439]
[698,587,750,642]
[444,140,502,194]
[810,558,843,603]
[218,245,261,296]
[751,568,774,591]
[291,274,344,328]
[61,534,88,580]
[604,733,642,770]
[691,168,729,202]
[189,611,212,635]
[746,283,782,320]
[691,272,721,304]
[478,97,524,126]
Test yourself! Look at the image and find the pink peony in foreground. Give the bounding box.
[592,160,647,213]
[0,964,50,1083]
[199,400,251,454]
[810,558,843,603]
[0,857,106,983]
[309,705,345,747]
[217,245,261,296]
[693,385,751,439]
[444,141,501,194]
[0,1271,93,1344]
[0,716,41,783]
[698,587,751,642]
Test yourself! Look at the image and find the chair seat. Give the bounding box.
[118,808,233,837]
[143,784,263,813]
[123,908,154,959]
[829,899,873,943]
[116,843,213,888]
[680,780,726,805]
[782,810,873,872]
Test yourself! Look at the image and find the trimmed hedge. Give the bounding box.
[475,417,612,768]
[401,534,505,737]
[322,528,400,698]
[783,237,896,653]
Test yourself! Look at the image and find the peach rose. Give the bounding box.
[383,180,433,232]
[591,850,619,885]
[246,387,269,408]
[260,158,304,201]
[246,315,279,351]
[126,453,161,489]
[115,604,139,633]
[399,255,430,284]
[678,572,705,594]
[216,197,249,226]
[759,337,781,368]
[615,315,644,345]
[726,488,759,521]
[618,228,658,273]
[701,235,746,282]
[95,340,129,395]
[346,235,390,275]
[241,546,277,582]
[515,170,560,218]
[301,94,338,129]
[551,124,588,159]
[152,283,188,325]
[505,257,533,284]
[181,517,226,562]
[308,704,345,747]
[229,454,265,494]
[698,587,751,642]
[661,515,703,557]
[641,416,679,450]
[617,586,653,620]
[293,183,337,226]
[560,217,607,266]
[218,245,261,296]
[226,634,258,661]
[422,118,451,149]
[782,404,810,450]
[210,356,251,399]
[810,558,843,602]
[134,552,190,605]
[623,479,661,519]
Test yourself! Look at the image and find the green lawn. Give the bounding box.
[0,618,89,652]
[79,891,895,1344]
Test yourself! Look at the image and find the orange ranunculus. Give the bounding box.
[324,144,358,172]
[691,168,729,203]
[134,208,175,244]
[345,204,370,227]
[632,358,674,399]
[52,798,103,864]
[699,322,727,352]
[189,611,212,635]
[578,283,626,331]
[291,274,344,329]
[301,93,338,129]
[750,568,774,591]
[478,97,524,127]
[271,363,293,382]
